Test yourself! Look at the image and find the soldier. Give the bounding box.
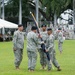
[27,26,40,72]
[57,28,64,54]
[46,28,61,71]
[38,24,47,70]
[13,24,24,70]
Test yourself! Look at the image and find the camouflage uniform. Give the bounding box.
[13,30,24,68]
[27,31,38,70]
[58,31,63,52]
[38,30,47,67]
[46,34,60,70]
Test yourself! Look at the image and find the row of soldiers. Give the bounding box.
[13,24,64,72]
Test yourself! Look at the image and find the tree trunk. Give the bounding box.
[35,0,39,24]
[19,0,22,24]
[73,0,75,24]
[54,12,57,26]
[2,0,5,19]
[0,1,1,18]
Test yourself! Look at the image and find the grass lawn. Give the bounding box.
[0,40,75,75]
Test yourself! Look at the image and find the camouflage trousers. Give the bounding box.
[14,49,23,68]
[47,50,60,70]
[58,42,63,52]
[27,51,37,70]
[38,49,47,67]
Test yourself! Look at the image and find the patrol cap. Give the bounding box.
[18,24,23,27]
[47,28,52,31]
[31,26,37,30]
[41,24,46,27]
[58,28,61,30]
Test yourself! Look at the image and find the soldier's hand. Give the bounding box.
[38,34,42,38]
[60,51,62,54]
[41,41,44,44]
[46,50,49,52]
[13,48,16,51]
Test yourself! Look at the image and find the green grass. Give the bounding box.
[0,40,75,75]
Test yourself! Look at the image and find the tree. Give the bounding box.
[5,0,29,17]
[4,0,73,24]
[40,0,72,18]
[0,1,1,18]
[39,0,72,26]
[73,0,75,24]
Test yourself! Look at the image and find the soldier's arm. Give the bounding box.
[33,33,44,45]
[23,32,26,38]
[60,32,64,43]
[61,33,64,40]
[13,32,18,50]
[33,34,38,44]
[46,36,54,52]
[47,43,54,51]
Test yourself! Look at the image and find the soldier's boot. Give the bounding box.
[28,70,34,72]
[16,66,20,70]
[57,67,61,71]
[40,65,46,70]
[47,69,51,72]
[42,65,47,70]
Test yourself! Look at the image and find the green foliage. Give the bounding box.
[0,40,75,75]
[5,0,30,17]
[4,0,72,21]
[40,0,72,17]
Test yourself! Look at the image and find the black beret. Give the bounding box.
[47,28,52,31]
[18,24,23,27]
[41,24,46,27]
[31,26,37,30]
[58,28,61,30]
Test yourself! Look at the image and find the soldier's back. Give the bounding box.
[27,31,38,52]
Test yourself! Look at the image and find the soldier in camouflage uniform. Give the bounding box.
[13,25,24,70]
[38,24,47,69]
[27,26,40,72]
[46,28,61,71]
[57,28,63,54]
